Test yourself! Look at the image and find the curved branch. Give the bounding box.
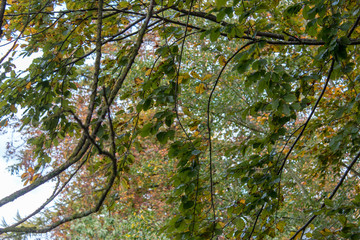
[248,203,265,239]
[0,136,90,208]
[2,155,88,231]
[289,150,360,239]
[277,59,335,175]
[206,40,255,235]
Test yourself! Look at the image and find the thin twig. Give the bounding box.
[4,155,89,229]
[0,0,155,233]
[277,59,335,175]
[102,86,116,155]
[248,204,265,239]
[206,41,255,236]
[289,150,360,239]
[347,14,360,38]
[0,1,51,65]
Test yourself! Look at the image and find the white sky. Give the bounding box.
[0,130,54,225]
[0,45,55,238]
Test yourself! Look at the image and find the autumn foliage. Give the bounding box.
[1,0,360,239]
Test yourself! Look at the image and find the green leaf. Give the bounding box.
[210,27,221,42]
[324,199,334,207]
[285,3,303,16]
[215,0,227,8]
[140,123,152,137]
[156,130,174,144]
[183,200,194,209]
[143,98,152,111]
[283,93,297,103]
[303,5,317,20]
[282,103,291,116]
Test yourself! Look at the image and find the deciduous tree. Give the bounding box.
[1,0,360,239]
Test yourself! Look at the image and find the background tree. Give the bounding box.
[0,0,360,239]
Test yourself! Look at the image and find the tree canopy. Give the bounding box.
[0,0,360,239]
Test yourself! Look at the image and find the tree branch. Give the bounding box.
[0,0,6,37]
[289,150,360,239]
[84,0,104,127]
[277,59,335,175]
[169,7,360,46]
[347,14,360,38]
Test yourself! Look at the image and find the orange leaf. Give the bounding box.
[195,83,205,94]
[134,77,143,85]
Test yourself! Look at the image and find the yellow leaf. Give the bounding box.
[118,1,129,8]
[195,83,205,94]
[190,71,200,79]
[320,228,332,236]
[202,74,212,81]
[178,73,190,83]
[190,125,198,131]
[276,221,286,233]
[183,107,192,116]
[26,82,32,89]
[239,199,245,204]
[290,232,302,240]
[23,179,29,186]
[145,68,152,76]
[120,17,129,25]
[31,174,39,183]
[218,55,226,66]
[305,232,312,238]
[120,177,129,189]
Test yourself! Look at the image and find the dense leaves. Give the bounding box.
[0,0,360,239]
